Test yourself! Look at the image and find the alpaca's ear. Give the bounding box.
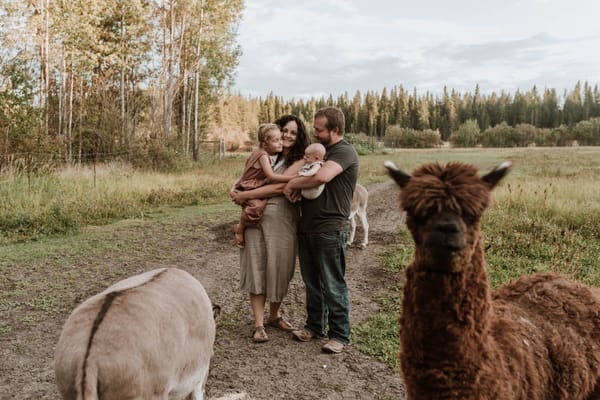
[482,161,511,189]
[384,160,411,188]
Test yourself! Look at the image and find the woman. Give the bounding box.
[230,115,310,342]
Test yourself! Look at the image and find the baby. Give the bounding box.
[298,142,327,200]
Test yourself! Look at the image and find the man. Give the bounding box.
[283,106,358,353]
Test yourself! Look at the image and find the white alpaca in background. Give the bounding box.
[347,183,369,249]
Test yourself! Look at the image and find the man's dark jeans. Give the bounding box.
[297,230,350,344]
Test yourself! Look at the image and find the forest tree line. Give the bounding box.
[1,0,599,170]
[238,81,600,145]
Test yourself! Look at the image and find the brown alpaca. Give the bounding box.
[385,160,600,400]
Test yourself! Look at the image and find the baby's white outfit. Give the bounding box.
[298,161,325,200]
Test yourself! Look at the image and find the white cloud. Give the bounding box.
[234,0,600,99]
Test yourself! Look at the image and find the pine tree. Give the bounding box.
[378,87,390,138]
[416,95,430,130]
[563,81,583,126]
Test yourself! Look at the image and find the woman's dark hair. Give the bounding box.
[274,114,310,167]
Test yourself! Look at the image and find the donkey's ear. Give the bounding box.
[385,160,411,188]
[482,161,511,189]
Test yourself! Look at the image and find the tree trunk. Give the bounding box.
[161,0,170,139]
[58,54,65,137]
[78,80,83,164]
[120,12,126,148]
[181,68,187,153]
[186,74,192,155]
[67,70,74,163]
[38,0,50,136]
[192,0,204,162]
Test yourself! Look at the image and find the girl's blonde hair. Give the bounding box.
[257,123,280,144]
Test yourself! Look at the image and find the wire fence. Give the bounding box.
[0,139,227,177]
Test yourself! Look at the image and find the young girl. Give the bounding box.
[231,123,293,247]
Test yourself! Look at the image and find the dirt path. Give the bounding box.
[1,181,408,400]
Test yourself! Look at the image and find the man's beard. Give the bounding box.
[317,133,331,147]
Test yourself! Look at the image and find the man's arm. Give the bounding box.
[287,160,342,189]
[283,160,343,201]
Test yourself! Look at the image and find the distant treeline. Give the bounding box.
[245,81,600,142]
[3,78,599,171]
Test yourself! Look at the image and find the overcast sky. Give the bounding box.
[232,0,600,100]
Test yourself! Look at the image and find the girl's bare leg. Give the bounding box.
[233,223,245,248]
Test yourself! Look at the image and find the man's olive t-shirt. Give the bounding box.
[298,140,359,233]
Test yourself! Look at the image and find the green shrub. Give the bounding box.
[345,132,383,155]
[449,119,480,147]
[533,128,555,146]
[129,138,184,172]
[384,125,441,148]
[550,125,573,146]
[513,123,537,146]
[572,118,600,145]
[480,122,514,147]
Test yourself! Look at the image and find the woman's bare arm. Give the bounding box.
[230,159,305,205]
[258,154,292,182]
[230,182,286,204]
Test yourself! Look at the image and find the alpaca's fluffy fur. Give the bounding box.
[386,161,600,400]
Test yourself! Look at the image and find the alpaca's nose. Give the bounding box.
[426,212,465,251]
[433,215,460,233]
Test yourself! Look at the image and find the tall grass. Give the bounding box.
[352,146,600,369]
[0,158,244,244]
[2,146,598,247]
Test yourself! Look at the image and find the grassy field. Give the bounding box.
[372,147,600,286]
[0,157,247,244]
[3,147,598,243]
[2,146,599,368]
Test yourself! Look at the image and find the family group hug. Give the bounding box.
[229,106,357,353]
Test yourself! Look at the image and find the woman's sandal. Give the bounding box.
[266,316,295,332]
[252,326,269,343]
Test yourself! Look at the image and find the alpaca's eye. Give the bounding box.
[405,211,417,221]
[414,215,426,224]
[462,214,477,225]
[410,212,428,225]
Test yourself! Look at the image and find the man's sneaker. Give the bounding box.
[321,339,345,353]
[291,328,316,342]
